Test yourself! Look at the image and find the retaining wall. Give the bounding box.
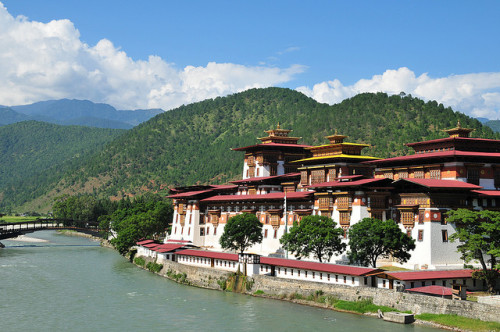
[136,256,500,323]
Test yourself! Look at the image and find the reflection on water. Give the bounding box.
[0,230,438,331]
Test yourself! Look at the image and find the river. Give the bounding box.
[0,230,439,331]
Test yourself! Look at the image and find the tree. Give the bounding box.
[348,218,416,268]
[446,209,500,293]
[280,215,345,263]
[219,213,263,253]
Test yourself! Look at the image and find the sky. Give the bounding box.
[1,0,500,119]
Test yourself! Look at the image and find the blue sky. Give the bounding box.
[1,1,500,119]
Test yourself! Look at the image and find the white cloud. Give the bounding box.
[0,3,305,110]
[297,67,500,120]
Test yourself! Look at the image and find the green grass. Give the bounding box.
[253,290,265,295]
[333,299,397,314]
[416,313,500,331]
[379,265,412,271]
[0,216,41,223]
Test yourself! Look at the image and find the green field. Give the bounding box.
[416,313,500,331]
[0,215,42,223]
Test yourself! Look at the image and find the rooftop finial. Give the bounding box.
[277,122,280,129]
[457,120,461,128]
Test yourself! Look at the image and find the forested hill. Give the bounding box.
[4,88,498,211]
[0,121,125,211]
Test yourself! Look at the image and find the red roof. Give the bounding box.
[167,189,214,199]
[472,190,500,197]
[230,173,300,184]
[260,257,380,276]
[335,175,365,180]
[143,242,161,248]
[232,142,312,151]
[395,178,482,189]
[307,178,390,189]
[136,239,155,245]
[367,150,500,165]
[176,249,239,261]
[406,285,473,296]
[153,244,185,253]
[387,269,474,281]
[210,184,238,190]
[200,191,313,202]
[406,136,500,147]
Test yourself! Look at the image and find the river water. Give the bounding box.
[0,231,438,331]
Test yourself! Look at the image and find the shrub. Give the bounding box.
[134,257,146,267]
[253,290,265,295]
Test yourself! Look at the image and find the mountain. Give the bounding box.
[0,121,125,210]
[4,88,497,213]
[0,107,32,125]
[476,117,490,124]
[484,120,500,133]
[9,99,163,129]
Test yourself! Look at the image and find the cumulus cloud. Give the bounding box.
[297,67,500,120]
[0,3,305,110]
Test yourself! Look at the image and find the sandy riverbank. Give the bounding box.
[4,235,49,243]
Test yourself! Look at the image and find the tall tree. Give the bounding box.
[446,209,500,293]
[348,218,416,268]
[280,215,345,263]
[219,213,263,254]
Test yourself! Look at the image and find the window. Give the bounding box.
[188,228,191,236]
[200,228,205,236]
[383,280,386,287]
[343,276,347,284]
[418,229,424,241]
[273,229,278,239]
[442,230,448,242]
[422,281,425,287]
[430,169,441,179]
[398,171,408,179]
[406,229,412,237]
[328,274,330,281]
[311,169,326,184]
[318,197,331,209]
[320,273,322,280]
[335,275,338,282]
[291,269,293,276]
[312,272,315,279]
[264,229,268,238]
[432,280,435,285]
[214,227,217,235]
[364,277,368,285]
[284,268,287,275]
[305,271,308,277]
[442,280,446,286]
[414,170,424,179]
[384,171,394,179]
[300,171,308,186]
[298,270,300,277]
[339,211,350,225]
[467,168,480,185]
[352,277,355,284]
[206,227,210,235]
[418,210,425,224]
[401,211,415,225]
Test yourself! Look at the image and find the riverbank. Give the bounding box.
[131,255,500,332]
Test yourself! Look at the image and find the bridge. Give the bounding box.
[0,219,102,241]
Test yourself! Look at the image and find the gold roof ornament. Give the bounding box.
[444,120,475,138]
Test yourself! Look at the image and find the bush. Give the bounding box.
[253,290,265,295]
[134,257,146,267]
[146,262,163,273]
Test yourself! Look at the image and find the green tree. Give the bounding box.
[348,218,416,268]
[446,209,500,293]
[219,213,263,253]
[280,215,345,263]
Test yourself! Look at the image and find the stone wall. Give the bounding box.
[251,275,500,323]
[136,255,499,323]
[141,257,233,290]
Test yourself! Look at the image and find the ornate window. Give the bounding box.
[429,169,441,179]
[300,171,308,186]
[414,170,425,179]
[311,169,326,184]
[339,211,350,225]
[418,229,423,241]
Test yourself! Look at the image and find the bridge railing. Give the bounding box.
[0,219,102,238]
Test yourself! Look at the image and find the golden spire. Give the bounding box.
[277,122,280,129]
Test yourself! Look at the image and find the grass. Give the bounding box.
[333,299,397,314]
[416,313,500,331]
[379,265,412,272]
[0,215,42,223]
